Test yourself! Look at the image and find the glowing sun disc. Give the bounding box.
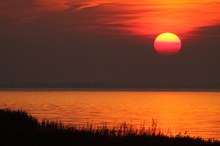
[154,32,182,55]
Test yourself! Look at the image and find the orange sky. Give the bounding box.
[1,0,219,38]
[0,0,220,86]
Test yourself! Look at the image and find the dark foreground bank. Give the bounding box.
[0,109,219,146]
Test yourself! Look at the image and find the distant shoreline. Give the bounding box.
[0,88,220,92]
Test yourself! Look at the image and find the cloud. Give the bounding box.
[74,3,100,11]
[1,0,219,35]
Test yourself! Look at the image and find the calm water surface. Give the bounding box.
[0,91,219,139]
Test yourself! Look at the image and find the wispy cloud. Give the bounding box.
[74,3,100,11]
[0,0,220,36]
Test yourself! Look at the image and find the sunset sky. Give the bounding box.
[0,0,220,87]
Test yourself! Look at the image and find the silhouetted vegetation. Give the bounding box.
[0,109,219,146]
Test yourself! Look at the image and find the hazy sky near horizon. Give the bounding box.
[0,0,220,86]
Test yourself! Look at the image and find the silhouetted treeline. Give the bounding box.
[0,109,220,146]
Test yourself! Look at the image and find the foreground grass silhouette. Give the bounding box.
[0,109,219,146]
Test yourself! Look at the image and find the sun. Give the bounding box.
[154,32,182,55]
